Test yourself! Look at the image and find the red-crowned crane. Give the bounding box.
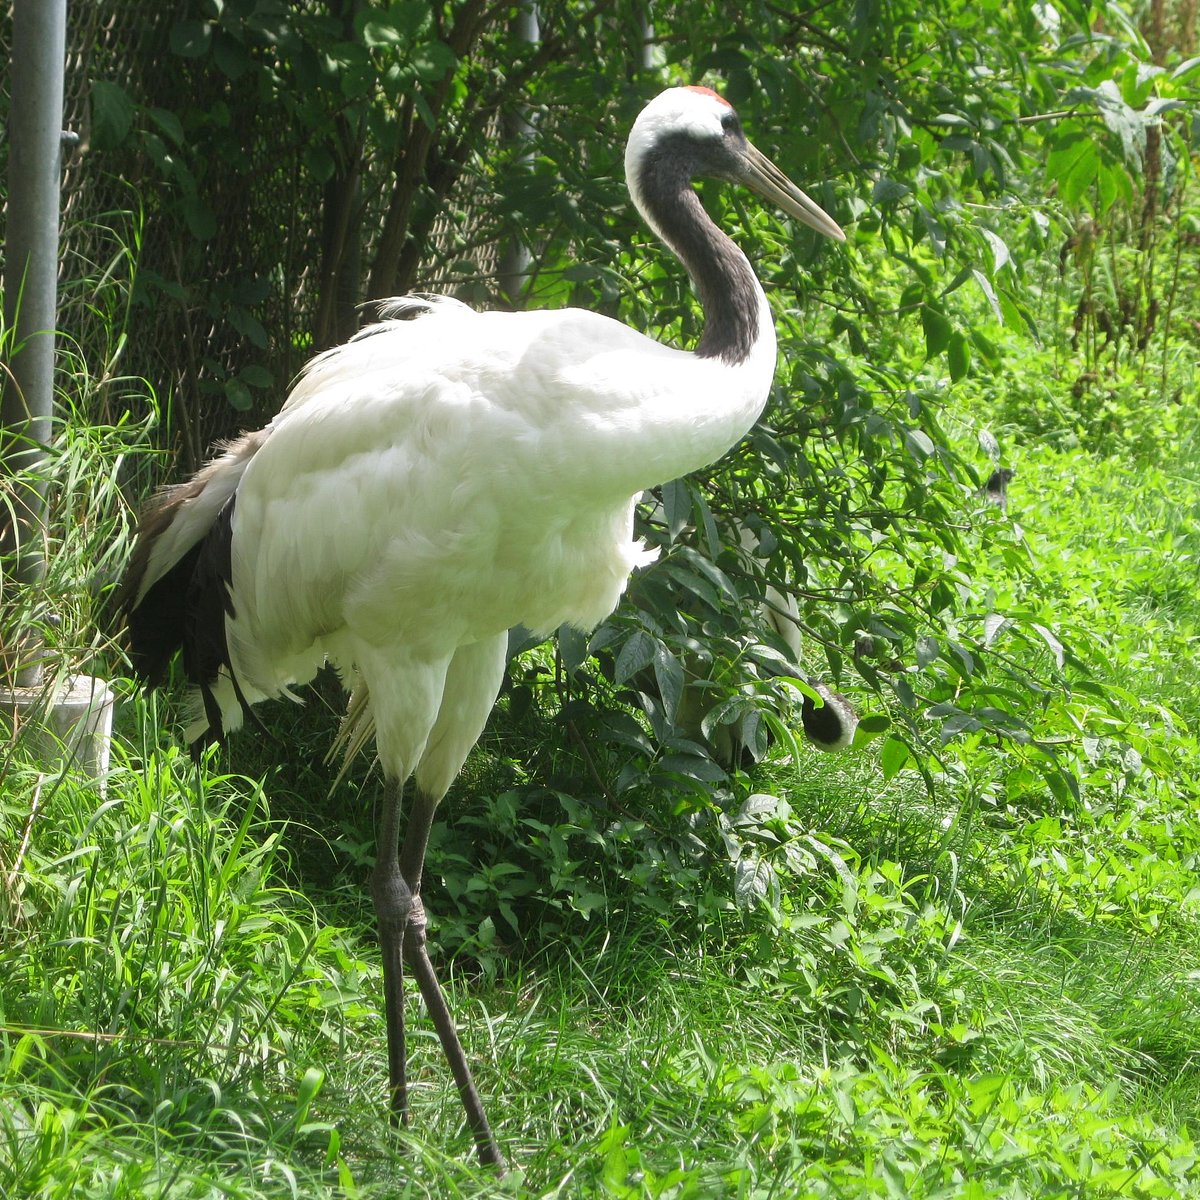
[118,86,845,1170]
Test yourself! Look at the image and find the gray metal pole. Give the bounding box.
[2,0,69,686]
[641,7,655,72]
[498,0,539,304]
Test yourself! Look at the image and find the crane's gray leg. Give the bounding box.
[369,634,508,1166]
[398,788,504,1171]
[370,775,414,1124]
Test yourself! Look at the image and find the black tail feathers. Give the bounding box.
[117,429,270,747]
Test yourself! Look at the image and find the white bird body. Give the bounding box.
[120,85,844,1167]
[136,289,779,776]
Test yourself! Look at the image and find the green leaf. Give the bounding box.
[997,289,1038,337]
[734,856,772,908]
[880,737,911,782]
[170,19,212,58]
[90,81,136,151]
[982,228,1010,273]
[831,313,868,355]
[1045,129,1092,181]
[657,753,727,783]
[921,305,953,359]
[1030,622,1065,667]
[1046,766,1080,807]
[916,635,940,666]
[297,1067,324,1110]
[213,34,252,80]
[303,144,336,184]
[738,792,782,822]
[983,612,1007,646]
[146,107,185,147]
[1059,140,1099,206]
[239,365,274,389]
[661,478,690,540]
[872,177,911,205]
[411,41,456,83]
[947,332,970,381]
[652,642,685,722]
[946,640,975,677]
[225,378,253,411]
[972,270,1003,325]
[1095,162,1121,215]
[559,624,589,675]
[674,547,738,603]
[614,631,656,684]
[229,307,269,348]
[970,328,1001,368]
[1087,80,1146,163]
[7,1033,42,1078]
[899,282,925,312]
[182,193,217,241]
[905,429,935,461]
[660,560,721,611]
[701,695,752,740]
[362,20,407,48]
[231,276,271,305]
[599,1124,632,1192]
[856,714,891,734]
[359,1,427,45]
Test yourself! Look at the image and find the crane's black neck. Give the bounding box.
[634,138,761,365]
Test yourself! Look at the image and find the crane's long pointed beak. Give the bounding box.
[740,142,845,242]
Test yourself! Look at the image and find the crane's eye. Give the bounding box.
[721,111,743,138]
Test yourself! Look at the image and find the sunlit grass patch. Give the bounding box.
[0,748,372,1197]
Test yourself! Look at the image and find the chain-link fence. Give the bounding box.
[3,1,511,468]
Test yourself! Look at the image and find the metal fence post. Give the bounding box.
[2,0,69,687]
[498,0,540,305]
[0,0,113,797]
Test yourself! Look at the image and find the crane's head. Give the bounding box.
[625,86,845,243]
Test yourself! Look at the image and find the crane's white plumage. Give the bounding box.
[168,285,780,771]
[119,85,844,1167]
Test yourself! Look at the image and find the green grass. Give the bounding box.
[5,441,1200,1196]
[4,678,1200,1197]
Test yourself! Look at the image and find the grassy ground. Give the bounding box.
[4,762,1199,1197]
[4,423,1200,1198]
[4,285,1200,1196]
